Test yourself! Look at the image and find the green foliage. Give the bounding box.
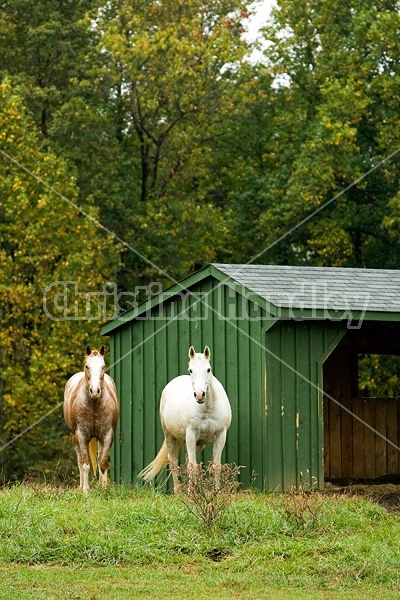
[97,0,248,198]
[358,354,400,398]
[0,0,258,481]
[91,0,253,284]
[0,0,96,135]
[255,0,400,267]
[0,79,119,478]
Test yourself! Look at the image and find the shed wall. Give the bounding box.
[109,278,267,489]
[264,320,346,491]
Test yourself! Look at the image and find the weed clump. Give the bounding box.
[176,462,241,529]
[278,488,324,533]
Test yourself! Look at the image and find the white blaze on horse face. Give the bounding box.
[85,352,105,400]
[188,350,212,404]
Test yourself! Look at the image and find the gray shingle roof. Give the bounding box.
[212,264,400,314]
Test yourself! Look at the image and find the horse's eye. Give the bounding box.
[207,368,211,373]
[189,369,192,374]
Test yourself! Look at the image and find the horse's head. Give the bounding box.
[188,346,212,404]
[85,345,106,400]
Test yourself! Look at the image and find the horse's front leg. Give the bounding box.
[186,429,201,486]
[211,429,228,490]
[97,430,114,487]
[71,434,83,488]
[75,430,91,493]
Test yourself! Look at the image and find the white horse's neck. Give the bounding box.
[207,372,215,391]
[204,372,218,403]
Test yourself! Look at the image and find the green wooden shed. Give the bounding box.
[100,264,400,491]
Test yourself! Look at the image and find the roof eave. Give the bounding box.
[277,307,400,322]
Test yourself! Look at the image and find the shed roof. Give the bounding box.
[101,264,400,335]
[212,264,400,314]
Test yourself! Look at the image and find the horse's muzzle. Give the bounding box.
[194,391,206,403]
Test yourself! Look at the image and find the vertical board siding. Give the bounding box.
[109,276,267,489]
[251,308,265,488]
[224,287,239,467]
[132,321,144,479]
[309,326,320,487]
[352,399,365,479]
[120,327,133,483]
[312,322,346,488]
[281,322,297,491]
[266,324,284,491]
[309,324,323,488]
[296,324,311,488]
[109,332,119,482]
[142,319,156,479]
[265,320,345,491]
[387,398,398,474]
[237,303,252,486]
[325,396,400,480]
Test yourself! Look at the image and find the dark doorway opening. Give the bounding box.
[324,322,400,485]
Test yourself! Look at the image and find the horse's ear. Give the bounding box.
[99,345,105,356]
[86,345,91,356]
[189,346,196,359]
[204,346,211,360]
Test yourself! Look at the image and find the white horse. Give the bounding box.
[138,345,232,492]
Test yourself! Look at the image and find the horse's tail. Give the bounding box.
[138,440,168,481]
[89,438,98,475]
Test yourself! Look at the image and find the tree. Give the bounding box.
[0,0,96,135]
[97,0,250,202]
[0,1,132,254]
[0,78,119,479]
[0,0,260,288]
[250,0,400,268]
[89,0,254,285]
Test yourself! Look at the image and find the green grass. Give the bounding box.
[0,482,400,598]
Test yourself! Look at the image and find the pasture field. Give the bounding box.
[0,481,400,599]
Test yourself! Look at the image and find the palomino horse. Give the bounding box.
[64,345,119,493]
[139,346,232,492]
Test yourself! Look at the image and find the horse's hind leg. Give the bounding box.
[211,429,228,490]
[97,430,114,486]
[165,433,181,493]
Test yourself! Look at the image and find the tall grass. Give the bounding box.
[1,481,400,597]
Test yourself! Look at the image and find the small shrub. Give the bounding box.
[278,488,324,532]
[177,462,242,529]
